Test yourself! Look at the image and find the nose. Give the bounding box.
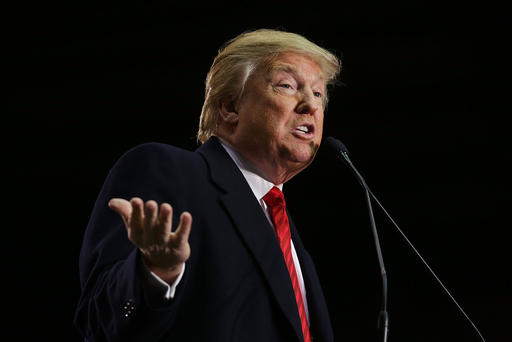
[295,91,320,115]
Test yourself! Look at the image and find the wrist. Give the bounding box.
[142,256,184,285]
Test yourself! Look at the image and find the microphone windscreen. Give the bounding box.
[324,136,349,154]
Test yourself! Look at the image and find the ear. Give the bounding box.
[218,98,239,125]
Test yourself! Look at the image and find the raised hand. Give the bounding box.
[108,197,192,284]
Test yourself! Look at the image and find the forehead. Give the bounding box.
[264,53,325,84]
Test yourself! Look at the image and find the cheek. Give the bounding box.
[243,110,280,142]
[309,141,320,155]
[259,106,290,137]
[240,90,297,139]
[317,120,324,137]
[316,112,324,134]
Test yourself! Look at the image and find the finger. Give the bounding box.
[108,198,132,226]
[144,200,158,230]
[173,211,192,246]
[130,197,145,230]
[159,203,174,237]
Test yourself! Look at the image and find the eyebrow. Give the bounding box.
[270,63,298,74]
[268,62,325,84]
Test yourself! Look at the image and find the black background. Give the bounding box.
[10,1,508,341]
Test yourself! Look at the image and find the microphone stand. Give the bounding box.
[325,136,486,342]
[368,188,486,342]
[365,188,389,342]
[340,149,389,342]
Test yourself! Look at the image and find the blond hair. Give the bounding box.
[197,29,341,143]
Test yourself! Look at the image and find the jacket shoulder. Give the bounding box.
[118,141,195,162]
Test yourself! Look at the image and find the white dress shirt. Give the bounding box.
[144,138,309,323]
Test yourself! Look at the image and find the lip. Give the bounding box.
[292,123,315,140]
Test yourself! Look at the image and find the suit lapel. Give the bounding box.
[288,215,334,342]
[197,138,304,341]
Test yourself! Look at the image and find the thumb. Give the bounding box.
[108,198,132,226]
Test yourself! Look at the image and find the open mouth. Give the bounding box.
[294,124,314,136]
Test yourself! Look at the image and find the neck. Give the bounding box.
[216,130,310,184]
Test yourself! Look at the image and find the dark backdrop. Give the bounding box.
[10,1,508,341]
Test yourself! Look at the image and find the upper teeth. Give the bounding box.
[297,126,309,133]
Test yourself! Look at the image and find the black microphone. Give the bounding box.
[324,136,389,342]
[324,136,486,342]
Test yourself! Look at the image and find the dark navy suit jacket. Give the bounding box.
[74,137,333,342]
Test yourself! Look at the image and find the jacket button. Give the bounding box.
[123,299,136,318]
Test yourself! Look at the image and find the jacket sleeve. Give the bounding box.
[73,143,190,341]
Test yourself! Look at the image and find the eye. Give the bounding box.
[279,83,292,89]
[313,91,322,98]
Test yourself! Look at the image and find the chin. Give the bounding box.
[289,149,316,165]
[280,139,320,164]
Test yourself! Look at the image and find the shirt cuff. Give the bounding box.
[140,257,186,301]
[149,264,186,300]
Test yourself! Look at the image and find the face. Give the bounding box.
[229,52,326,184]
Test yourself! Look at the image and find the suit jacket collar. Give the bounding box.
[197,137,305,341]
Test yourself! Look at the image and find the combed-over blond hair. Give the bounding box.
[197,29,341,143]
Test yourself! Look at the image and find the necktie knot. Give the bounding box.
[263,186,286,209]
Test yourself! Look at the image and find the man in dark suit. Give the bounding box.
[74,28,341,341]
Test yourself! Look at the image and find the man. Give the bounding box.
[75,28,341,341]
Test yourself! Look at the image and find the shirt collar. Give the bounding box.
[218,138,283,202]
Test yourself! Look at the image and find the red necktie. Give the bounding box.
[263,186,311,342]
